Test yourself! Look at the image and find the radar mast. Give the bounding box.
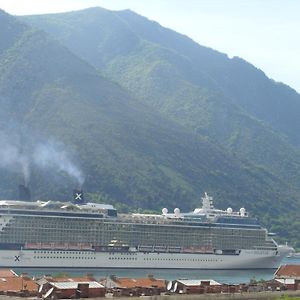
[202,192,214,210]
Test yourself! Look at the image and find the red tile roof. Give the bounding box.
[0,269,18,278]
[109,277,165,289]
[0,277,38,292]
[275,264,300,279]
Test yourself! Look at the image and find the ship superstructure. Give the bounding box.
[0,192,291,269]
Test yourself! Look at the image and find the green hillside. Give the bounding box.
[0,9,298,246]
[22,7,300,147]
[0,9,287,214]
[21,8,300,195]
[115,9,300,148]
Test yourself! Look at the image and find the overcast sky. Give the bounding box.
[1,0,299,93]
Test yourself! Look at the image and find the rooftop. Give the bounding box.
[275,264,300,279]
[51,276,96,282]
[0,276,37,292]
[176,279,221,286]
[0,269,18,278]
[37,276,96,286]
[105,276,165,289]
[49,281,104,290]
[275,278,296,285]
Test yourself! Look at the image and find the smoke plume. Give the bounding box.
[0,130,84,187]
[33,141,84,186]
[0,132,31,185]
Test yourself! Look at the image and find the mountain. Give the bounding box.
[20,8,300,193]
[19,8,300,247]
[21,7,300,144]
[0,8,289,217]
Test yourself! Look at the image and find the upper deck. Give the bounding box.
[0,200,117,218]
[0,193,260,229]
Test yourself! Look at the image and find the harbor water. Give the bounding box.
[13,257,300,284]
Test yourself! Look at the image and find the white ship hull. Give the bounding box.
[0,248,287,269]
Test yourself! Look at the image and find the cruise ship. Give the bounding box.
[0,190,291,269]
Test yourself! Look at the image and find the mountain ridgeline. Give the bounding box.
[0,8,298,246]
[0,9,282,209]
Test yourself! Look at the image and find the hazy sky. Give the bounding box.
[1,0,299,93]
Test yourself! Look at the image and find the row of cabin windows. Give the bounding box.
[143,257,222,262]
[109,252,137,255]
[109,257,137,260]
[12,216,265,232]
[8,219,265,237]
[107,257,223,262]
[34,256,96,259]
[34,251,94,255]
[13,218,265,236]
[1,221,267,249]
[0,230,265,241]
[0,237,267,249]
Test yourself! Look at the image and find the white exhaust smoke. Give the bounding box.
[0,131,84,187]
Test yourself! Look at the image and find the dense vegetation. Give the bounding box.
[0,8,299,247]
[0,9,284,211]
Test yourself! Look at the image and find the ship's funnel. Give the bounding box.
[19,184,31,201]
[73,189,84,204]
